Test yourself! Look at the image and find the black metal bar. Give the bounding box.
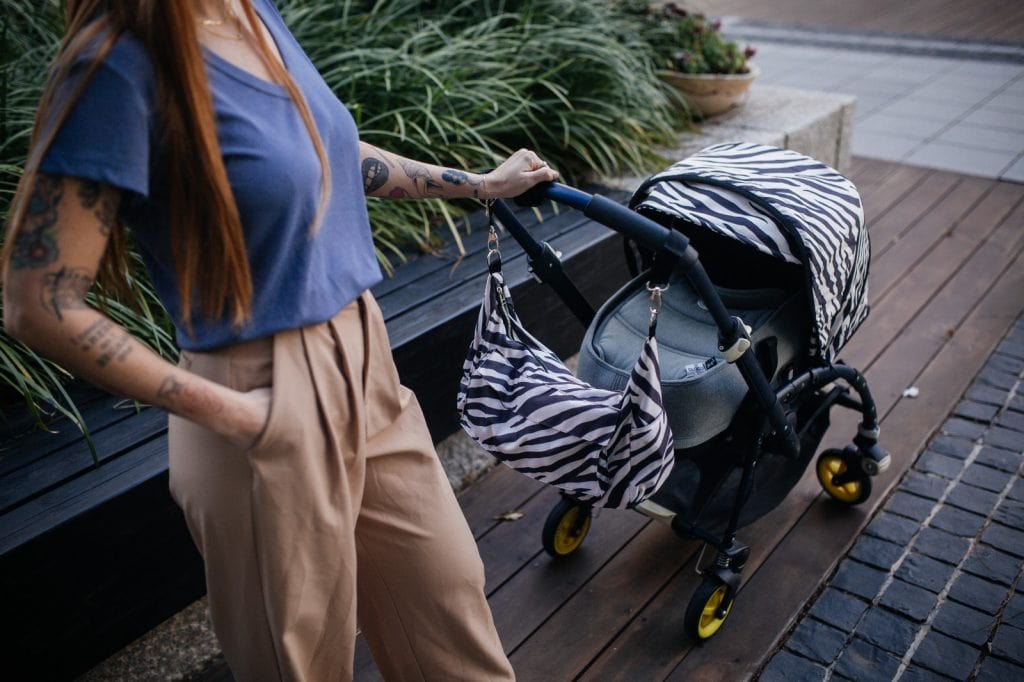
[490,199,596,326]
[777,363,880,438]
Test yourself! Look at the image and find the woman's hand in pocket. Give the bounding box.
[155,372,272,450]
[224,386,272,450]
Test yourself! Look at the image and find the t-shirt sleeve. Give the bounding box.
[37,39,154,198]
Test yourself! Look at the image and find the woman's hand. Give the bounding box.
[483,149,560,199]
[218,385,272,450]
[156,375,271,450]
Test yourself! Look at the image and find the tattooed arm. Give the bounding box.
[358,143,559,201]
[3,174,266,447]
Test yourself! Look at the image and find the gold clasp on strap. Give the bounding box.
[646,281,668,325]
[486,200,501,268]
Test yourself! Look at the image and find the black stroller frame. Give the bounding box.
[491,180,890,641]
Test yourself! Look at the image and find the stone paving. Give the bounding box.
[723,21,1024,182]
[758,317,1024,681]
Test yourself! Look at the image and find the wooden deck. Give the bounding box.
[347,157,1024,681]
[694,0,1024,44]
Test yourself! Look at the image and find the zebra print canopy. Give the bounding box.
[631,142,870,360]
[458,271,675,509]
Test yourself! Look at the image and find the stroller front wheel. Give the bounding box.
[816,449,872,505]
[542,497,592,558]
[684,577,735,641]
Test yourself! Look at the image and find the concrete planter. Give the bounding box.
[660,64,760,117]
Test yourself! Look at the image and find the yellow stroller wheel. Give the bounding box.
[816,448,872,505]
[684,577,735,641]
[542,498,592,558]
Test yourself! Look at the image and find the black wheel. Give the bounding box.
[816,448,872,505]
[684,577,735,641]
[541,498,592,558]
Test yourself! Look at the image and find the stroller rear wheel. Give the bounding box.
[542,498,592,558]
[816,449,872,505]
[684,577,735,641]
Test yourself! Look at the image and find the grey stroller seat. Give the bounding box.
[577,267,806,449]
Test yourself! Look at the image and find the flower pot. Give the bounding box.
[660,64,760,118]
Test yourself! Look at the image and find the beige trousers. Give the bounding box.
[168,292,513,682]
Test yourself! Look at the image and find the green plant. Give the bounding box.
[281,0,684,263]
[639,2,755,75]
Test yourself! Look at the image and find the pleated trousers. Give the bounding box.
[168,292,513,681]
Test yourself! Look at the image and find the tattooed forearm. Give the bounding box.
[156,375,184,401]
[441,169,487,199]
[442,170,468,185]
[40,266,94,320]
[72,318,133,367]
[11,174,63,269]
[362,157,391,194]
[156,375,223,416]
[77,179,117,237]
[399,159,444,197]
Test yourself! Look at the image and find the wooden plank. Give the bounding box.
[2,466,204,680]
[868,171,970,263]
[0,407,167,514]
[576,471,832,681]
[490,510,649,652]
[509,520,695,681]
[458,464,546,539]
[854,181,1024,368]
[0,392,139,475]
[664,217,1024,681]
[0,435,170,553]
[848,159,931,226]
[857,193,1024,410]
[476,485,565,591]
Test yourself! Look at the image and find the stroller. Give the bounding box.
[484,142,890,641]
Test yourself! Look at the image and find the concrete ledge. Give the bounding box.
[603,84,856,193]
[82,84,856,681]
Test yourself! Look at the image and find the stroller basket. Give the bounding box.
[483,143,889,643]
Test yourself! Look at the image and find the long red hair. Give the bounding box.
[2,0,330,330]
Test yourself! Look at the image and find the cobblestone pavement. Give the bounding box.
[759,317,1024,681]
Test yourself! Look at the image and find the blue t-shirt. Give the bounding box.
[39,0,383,351]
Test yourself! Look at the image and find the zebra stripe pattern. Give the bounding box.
[632,142,870,360]
[458,271,675,509]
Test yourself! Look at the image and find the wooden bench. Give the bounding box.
[0,189,633,679]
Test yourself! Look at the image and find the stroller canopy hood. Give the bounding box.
[630,142,870,360]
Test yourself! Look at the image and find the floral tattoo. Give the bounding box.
[11,174,63,269]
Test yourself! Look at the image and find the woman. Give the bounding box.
[2,1,558,679]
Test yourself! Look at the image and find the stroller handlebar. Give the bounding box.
[514,182,680,257]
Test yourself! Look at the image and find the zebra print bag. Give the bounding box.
[457,268,675,510]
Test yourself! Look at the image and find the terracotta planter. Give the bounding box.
[660,64,760,118]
